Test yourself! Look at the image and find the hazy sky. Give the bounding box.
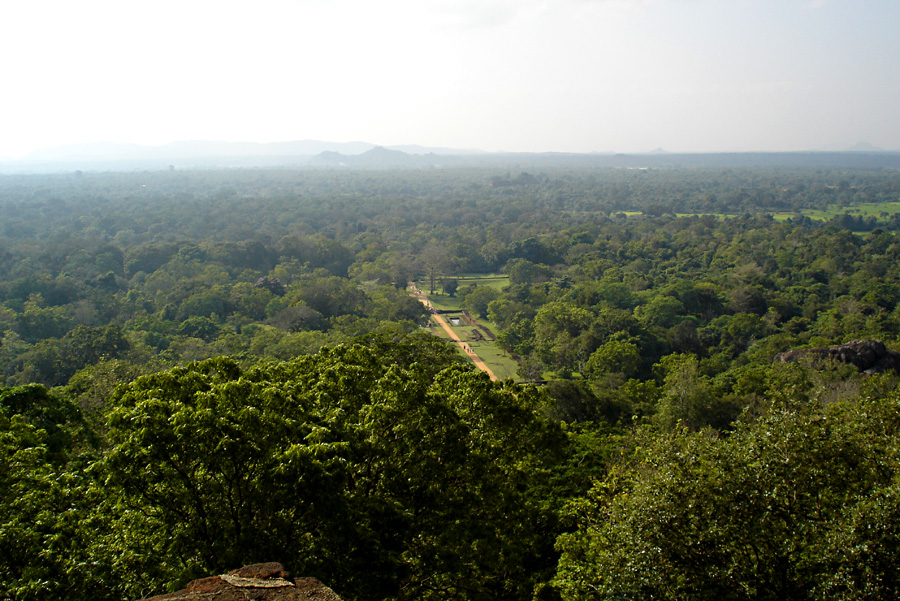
[1,0,899,158]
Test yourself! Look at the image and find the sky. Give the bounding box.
[1,0,899,158]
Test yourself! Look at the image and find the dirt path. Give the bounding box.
[410,285,499,381]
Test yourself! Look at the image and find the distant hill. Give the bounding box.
[19,140,484,164]
[847,141,886,152]
[309,146,462,168]
[2,140,483,173]
[3,139,900,174]
[385,144,484,155]
[22,140,377,162]
[815,141,895,153]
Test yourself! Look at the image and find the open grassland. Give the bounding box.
[454,274,510,290]
[626,201,900,227]
[769,205,900,223]
[798,201,900,220]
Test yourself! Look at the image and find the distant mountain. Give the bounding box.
[23,140,378,162]
[847,141,886,152]
[358,146,416,166]
[309,146,466,168]
[815,141,898,153]
[384,144,484,155]
[20,140,490,164]
[6,139,900,174]
[5,140,489,172]
[311,151,349,166]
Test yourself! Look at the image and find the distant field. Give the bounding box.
[426,293,463,311]
[470,341,519,380]
[768,202,900,223]
[454,275,510,290]
[804,201,900,220]
[623,202,900,227]
[440,313,520,380]
[419,274,510,312]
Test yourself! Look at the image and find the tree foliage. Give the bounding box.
[100,343,565,600]
[5,166,900,599]
[554,392,900,601]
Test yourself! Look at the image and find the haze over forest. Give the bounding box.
[2,0,899,161]
[3,138,900,174]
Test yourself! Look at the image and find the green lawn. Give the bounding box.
[418,274,510,312]
[425,293,463,311]
[470,342,520,380]
[415,279,520,380]
[454,275,510,291]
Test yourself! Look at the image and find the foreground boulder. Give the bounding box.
[774,339,900,374]
[142,563,341,601]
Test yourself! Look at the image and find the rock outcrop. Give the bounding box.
[774,339,900,374]
[141,563,341,601]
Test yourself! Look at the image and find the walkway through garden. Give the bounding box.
[409,284,499,381]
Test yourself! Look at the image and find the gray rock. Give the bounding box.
[774,339,900,374]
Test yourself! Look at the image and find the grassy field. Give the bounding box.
[425,292,463,311]
[414,275,520,380]
[621,201,900,227]
[800,201,900,221]
[422,275,510,312]
[454,275,511,290]
[433,314,520,380]
[469,336,519,380]
[769,202,900,223]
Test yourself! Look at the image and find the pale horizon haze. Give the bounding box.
[1,0,899,159]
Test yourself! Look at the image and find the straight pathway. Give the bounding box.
[409,285,499,381]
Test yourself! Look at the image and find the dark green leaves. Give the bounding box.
[100,346,564,601]
[554,395,900,601]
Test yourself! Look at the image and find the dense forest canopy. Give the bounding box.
[3,165,900,600]
[4,166,900,389]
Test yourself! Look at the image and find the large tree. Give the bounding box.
[554,389,900,601]
[420,242,452,294]
[100,342,566,601]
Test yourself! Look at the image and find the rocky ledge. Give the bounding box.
[774,339,900,374]
[141,563,340,601]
